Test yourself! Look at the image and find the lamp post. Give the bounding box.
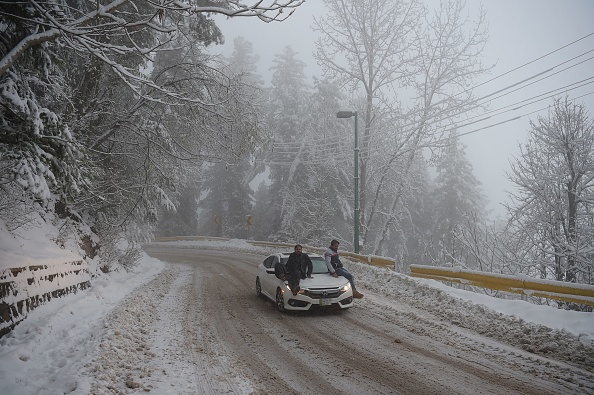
[336,110,360,253]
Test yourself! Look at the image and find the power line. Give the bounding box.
[261,34,594,164]
[467,55,594,117]
[386,33,594,126]
[455,32,594,97]
[437,77,594,133]
[438,91,594,143]
[261,88,594,166]
[473,50,594,106]
[387,55,594,138]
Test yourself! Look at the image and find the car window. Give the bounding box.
[280,258,288,264]
[263,256,274,269]
[311,257,329,274]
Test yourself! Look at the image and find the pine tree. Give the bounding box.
[432,130,486,266]
[198,162,252,238]
[265,46,310,239]
[196,37,265,239]
[252,181,274,241]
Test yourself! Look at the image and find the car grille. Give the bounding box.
[302,287,344,299]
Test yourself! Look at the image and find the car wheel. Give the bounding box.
[275,288,286,313]
[256,277,263,297]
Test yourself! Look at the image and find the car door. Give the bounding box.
[261,256,277,297]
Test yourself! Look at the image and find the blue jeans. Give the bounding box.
[335,267,356,290]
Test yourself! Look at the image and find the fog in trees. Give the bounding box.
[430,130,486,267]
[505,97,594,286]
[312,0,491,256]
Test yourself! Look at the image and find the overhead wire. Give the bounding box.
[264,83,594,165]
[376,52,594,144]
[372,33,594,128]
[260,33,594,164]
[449,52,594,124]
[353,88,594,163]
[274,39,594,155]
[452,32,594,97]
[356,41,594,151]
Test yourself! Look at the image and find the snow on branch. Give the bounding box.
[0,0,305,79]
[156,0,305,22]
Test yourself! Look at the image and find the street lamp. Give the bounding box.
[336,110,360,253]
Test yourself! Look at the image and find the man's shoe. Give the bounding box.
[353,290,364,299]
[292,286,300,296]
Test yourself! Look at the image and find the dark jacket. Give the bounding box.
[286,252,313,279]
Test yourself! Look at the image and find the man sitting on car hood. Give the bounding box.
[286,244,313,295]
[324,239,364,299]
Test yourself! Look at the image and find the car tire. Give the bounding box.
[275,288,286,313]
[256,277,263,298]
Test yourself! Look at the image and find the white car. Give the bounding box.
[255,252,354,312]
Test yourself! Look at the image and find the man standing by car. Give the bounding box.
[286,244,313,295]
[324,239,364,299]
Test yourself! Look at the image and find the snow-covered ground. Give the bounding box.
[1,220,594,393]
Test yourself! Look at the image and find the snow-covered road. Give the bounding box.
[93,246,592,394]
[2,242,593,394]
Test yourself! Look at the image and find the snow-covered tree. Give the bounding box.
[251,180,274,241]
[0,68,88,206]
[275,78,351,245]
[198,162,253,238]
[313,0,490,255]
[226,36,265,87]
[0,0,305,83]
[264,45,310,239]
[506,97,594,285]
[431,130,486,266]
[390,155,435,270]
[0,1,300,269]
[155,185,200,237]
[0,0,303,202]
[196,36,266,239]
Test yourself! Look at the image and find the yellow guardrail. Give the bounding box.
[340,251,395,269]
[409,264,594,307]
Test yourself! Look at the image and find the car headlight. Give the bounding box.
[340,282,351,292]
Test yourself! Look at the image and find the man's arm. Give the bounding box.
[324,249,337,275]
[302,254,313,277]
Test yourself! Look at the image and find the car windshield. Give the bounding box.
[278,256,329,274]
[311,257,329,274]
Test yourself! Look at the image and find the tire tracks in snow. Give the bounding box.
[101,246,593,394]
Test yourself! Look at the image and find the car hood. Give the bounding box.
[298,274,350,289]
